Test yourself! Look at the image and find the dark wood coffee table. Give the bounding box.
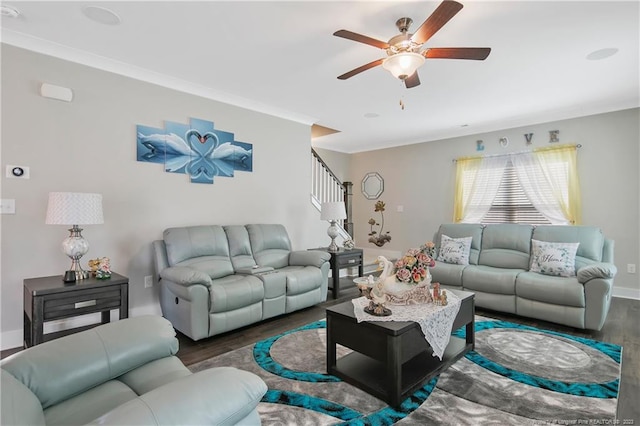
[326,289,475,407]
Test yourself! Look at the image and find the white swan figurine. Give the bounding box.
[376,256,395,282]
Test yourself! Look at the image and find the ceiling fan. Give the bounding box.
[333,0,491,89]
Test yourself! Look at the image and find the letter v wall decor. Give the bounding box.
[136,117,253,184]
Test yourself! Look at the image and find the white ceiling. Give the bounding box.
[2,1,639,153]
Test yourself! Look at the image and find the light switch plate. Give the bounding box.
[0,199,16,214]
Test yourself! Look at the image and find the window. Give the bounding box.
[481,160,551,225]
[454,145,581,225]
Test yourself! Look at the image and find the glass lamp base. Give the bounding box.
[62,226,90,280]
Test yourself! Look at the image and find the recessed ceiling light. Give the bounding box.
[1,5,20,18]
[586,48,618,61]
[82,5,121,25]
[364,113,380,118]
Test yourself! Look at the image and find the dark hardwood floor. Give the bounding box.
[175,277,640,423]
[3,276,638,422]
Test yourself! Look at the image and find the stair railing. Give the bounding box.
[311,149,353,238]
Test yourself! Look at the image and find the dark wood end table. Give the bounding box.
[309,247,363,299]
[23,272,129,347]
[326,289,475,407]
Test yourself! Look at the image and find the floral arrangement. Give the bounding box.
[88,257,112,280]
[394,242,436,285]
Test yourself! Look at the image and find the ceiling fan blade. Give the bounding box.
[337,58,385,80]
[404,72,421,88]
[411,0,464,45]
[424,47,491,60]
[333,30,389,50]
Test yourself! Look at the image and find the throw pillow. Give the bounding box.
[529,239,579,277]
[437,235,472,265]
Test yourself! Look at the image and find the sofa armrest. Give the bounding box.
[160,266,212,288]
[289,250,331,268]
[87,367,267,426]
[577,263,617,283]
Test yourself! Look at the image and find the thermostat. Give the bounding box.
[6,165,30,179]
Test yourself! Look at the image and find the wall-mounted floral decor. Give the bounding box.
[368,200,392,247]
[136,117,252,184]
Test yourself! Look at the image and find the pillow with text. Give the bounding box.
[437,235,472,265]
[530,239,579,277]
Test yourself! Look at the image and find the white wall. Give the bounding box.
[0,45,329,349]
[345,108,640,298]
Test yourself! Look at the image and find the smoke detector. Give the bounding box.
[82,6,121,25]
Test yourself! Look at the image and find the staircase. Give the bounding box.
[311,149,353,239]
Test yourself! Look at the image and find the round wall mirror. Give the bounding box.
[361,172,384,200]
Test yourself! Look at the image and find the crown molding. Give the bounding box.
[1,29,318,126]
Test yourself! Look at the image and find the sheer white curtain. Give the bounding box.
[511,152,570,224]
[459,156,509,223]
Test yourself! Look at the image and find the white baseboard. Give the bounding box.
[1,304,163,351]
[612,287,640,300]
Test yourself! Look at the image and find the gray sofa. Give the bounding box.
[430,223,616,331]
[153,224,331,340]
[1,316,267,425]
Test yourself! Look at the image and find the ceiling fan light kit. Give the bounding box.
[382,52,425,80]
[333,0,490,89]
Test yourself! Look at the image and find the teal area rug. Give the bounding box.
[189,316,621,425]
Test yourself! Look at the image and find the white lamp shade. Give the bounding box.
[45,192,104,225]
[321,201,346,220]
[382,52,425,79]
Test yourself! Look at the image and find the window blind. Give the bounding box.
[480,160,551,225]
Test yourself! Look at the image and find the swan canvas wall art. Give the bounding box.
[136,117,253,184]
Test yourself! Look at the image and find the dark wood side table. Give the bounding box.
[310,247,363,299]
[23,272,129,347]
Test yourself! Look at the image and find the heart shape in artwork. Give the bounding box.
[185,129,219,158]
[186,129,217,144]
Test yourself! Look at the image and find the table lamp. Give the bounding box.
[45,192,104,282]
[320,201,346,252]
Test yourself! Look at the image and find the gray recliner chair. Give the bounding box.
[1,316,267,425]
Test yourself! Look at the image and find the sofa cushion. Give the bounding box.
[117,356,191,396]
[164,225,229,264]
[532,225,605,269]
[174,256,234,280]
[516,272,585,307]
[209,275,265,313]
[247,224,292,269]
[280,266,322,295]
[479,224,533,269]
[530,239,579,277]
[437,235,472,265]
[430,261,466,287]
[462,265,523,295]
[43,380,137,426]
[224,225,258,271]
[435,223,483,265]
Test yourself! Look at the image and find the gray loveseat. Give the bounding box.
[1,316,267,425]
[153,224,331,340]
[431,223,616,331]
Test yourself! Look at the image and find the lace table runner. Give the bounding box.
[352,291,462,360]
